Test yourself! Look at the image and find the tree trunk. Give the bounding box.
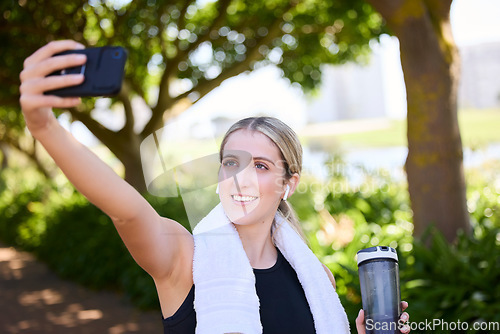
[366,0,471,241]
[122,144,147,194]
[113,131,147,194]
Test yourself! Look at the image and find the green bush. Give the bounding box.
[399,226,500,334]
[0,168,189,309]
[0,168,45,250]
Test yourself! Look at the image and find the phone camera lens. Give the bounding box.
[112,50,122,59]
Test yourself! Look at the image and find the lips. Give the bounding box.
[231,194,258,203]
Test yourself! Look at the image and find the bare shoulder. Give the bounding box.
[321,263,336,290]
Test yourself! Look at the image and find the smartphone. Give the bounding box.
[45,46,127,97]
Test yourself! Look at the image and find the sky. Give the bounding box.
[451,0,500,46]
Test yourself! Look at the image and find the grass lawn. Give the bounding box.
[459,109,500,148]
[301,109,500,150]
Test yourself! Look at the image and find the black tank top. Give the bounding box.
[162,248,316,333]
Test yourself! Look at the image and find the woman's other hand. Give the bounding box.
[355,301,410,334]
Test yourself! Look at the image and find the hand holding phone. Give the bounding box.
[45,46,127,97]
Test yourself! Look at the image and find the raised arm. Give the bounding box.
[19,40,193,281]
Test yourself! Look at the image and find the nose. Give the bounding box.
[233,163,258,190]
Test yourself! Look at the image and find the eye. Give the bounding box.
[222,159,238,168]
[255,162,268,170]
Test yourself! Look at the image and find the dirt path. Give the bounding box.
[0,242,162,333]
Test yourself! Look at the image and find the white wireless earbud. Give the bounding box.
[216,184,219,194]
[283,185,290,201]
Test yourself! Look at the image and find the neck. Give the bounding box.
[234,219,277,269]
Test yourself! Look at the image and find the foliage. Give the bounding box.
[399,227,500,333]
[0,167,49,250]
[0,167,190,309]
[466,160,500,234]
[1,0,384,98]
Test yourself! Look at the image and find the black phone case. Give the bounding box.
[45,46,127,97]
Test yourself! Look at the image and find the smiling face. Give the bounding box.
[219,129,288,226]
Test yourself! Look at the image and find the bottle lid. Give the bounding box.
[357,246,398,265]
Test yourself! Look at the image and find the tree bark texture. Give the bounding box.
[366,0,470,241]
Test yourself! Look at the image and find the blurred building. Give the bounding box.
[307,35,407,123]
[458,42,500,109]
[307,39,500,125]
[307,61,386,122]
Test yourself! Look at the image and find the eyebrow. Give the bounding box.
[222,153,276,166]
[253,156,276,166]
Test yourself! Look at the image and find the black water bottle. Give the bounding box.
[357,246,401,334]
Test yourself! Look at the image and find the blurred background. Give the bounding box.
[1,0,499,332]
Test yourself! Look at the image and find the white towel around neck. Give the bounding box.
[192,203,350,334]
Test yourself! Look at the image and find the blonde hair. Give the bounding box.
[219,116,308,244]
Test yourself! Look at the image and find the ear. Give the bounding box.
[285,173,300,199]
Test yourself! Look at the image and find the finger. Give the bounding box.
[21,53,87,83]
[20,74,85,96]
[23,40,85,69]
[21,93,81,111]
[400,323,411,333]
[355,309,365,334]
[401,301,409,311]
[398,311,410,333]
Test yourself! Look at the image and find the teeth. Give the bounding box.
[232,195,257,202]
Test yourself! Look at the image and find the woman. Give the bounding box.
[19,40,410,333]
